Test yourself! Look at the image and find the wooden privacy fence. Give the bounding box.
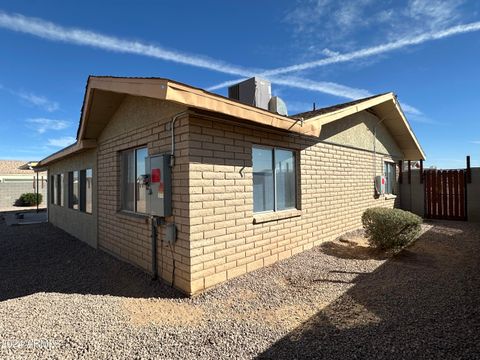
[424,169,467,220]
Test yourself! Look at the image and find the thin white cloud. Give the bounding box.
[0,11,257,77]
[284,0,467,47]
[0,11,380,104]
[0,84,59,112]
[206,76,371,100]
[470,141,480,144]
[400,104,422,116]
[26,118,69,133]
[47,136,76,147]
[0,11,441,118]
[261,21,480,77]
[17,91,59,112]
[406,0,465,32]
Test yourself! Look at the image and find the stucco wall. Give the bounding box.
[467,168,480,222]
[319,111,404,158]
[96,96,191,293]
[186,111,403,294]
[48,149,97,248]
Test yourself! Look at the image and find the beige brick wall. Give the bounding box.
[186,114,401,294]
[96,96,193,293]
[47,94,403,296]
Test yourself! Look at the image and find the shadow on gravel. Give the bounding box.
[258,221,480,359]
[0,221,184,301]
[320,241,388,260]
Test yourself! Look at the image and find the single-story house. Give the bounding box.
[37,76,425,295]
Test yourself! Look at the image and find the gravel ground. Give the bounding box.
[0,216,479,359]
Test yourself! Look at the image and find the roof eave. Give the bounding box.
[37,139,97,167]
[304,93,425,160]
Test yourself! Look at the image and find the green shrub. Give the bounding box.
[362,207,422,250]
[18,193,43,206]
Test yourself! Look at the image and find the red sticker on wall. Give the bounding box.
[151,168,161,183]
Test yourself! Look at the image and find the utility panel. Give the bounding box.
[374,175,386,196]
[146,154,172,217]
[228,77,271,110]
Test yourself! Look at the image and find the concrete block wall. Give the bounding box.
[399,169,424,217]
[467,168,480,222]
[45,95,404,296]
[96,96,192,293]
[0,180,47,208]
[186,115,400,294]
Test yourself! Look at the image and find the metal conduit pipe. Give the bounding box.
[150,110,188,282]
[170,111,189,167]
[373,117,387,179]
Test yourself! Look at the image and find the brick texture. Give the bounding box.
[186,114,400,294]
[69,95,403,296]
[96,96,192,293]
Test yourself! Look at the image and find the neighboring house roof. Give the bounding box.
[0,160,37,175]
[38,76,425,166]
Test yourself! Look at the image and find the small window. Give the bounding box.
[55,174,62,206]
[253,146,297,213]
[121,147,148,213]
[68,171,80,210]
[60,174,65,206]
[385,162,396,195]
[85,169,93,214]
[50,175,56,204]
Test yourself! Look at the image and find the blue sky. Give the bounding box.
[0,0,479,168]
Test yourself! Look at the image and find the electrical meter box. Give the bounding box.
[146,154,172,217]
[374,175,386,195]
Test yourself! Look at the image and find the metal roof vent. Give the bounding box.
[268,96,288,116]
[228,77,271,110]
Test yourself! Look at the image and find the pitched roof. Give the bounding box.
[291,93,389,119]
[38,76,425,165]
[0,160,35,175]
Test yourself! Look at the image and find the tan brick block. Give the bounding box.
[204,271,227,288]
[189,278,205,294]
[263,254,278,267]
[278,249,292,260]
[246,258,264,272]
[227,265,247,279]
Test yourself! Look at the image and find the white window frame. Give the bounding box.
[252,145,297,214]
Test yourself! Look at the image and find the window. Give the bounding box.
[59,173,64,206]
[78,168,93,213]
[85,169,93,213]
[385,162,396,195]
[121,147,148,213]
[68,171,80,210]
[50,175,56,204]
[253,146,296,213]
[56,174,62,206]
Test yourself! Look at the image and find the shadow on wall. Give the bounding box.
[0,220,184,301]
[258,221,480,359]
